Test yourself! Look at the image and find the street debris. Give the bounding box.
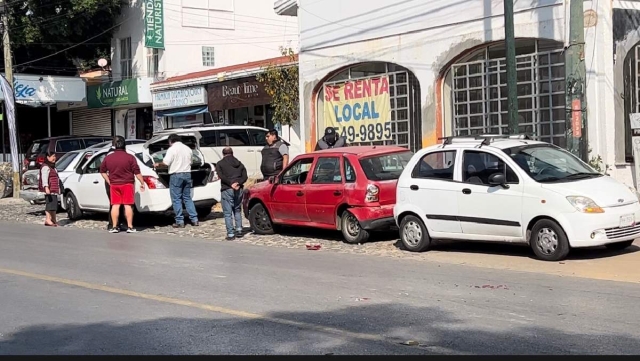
[400,340,420,346]
[354,297,370,302]
[306,244,322,250]
[472,284,509,290]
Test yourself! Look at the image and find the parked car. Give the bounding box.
[86,139,147,150]
[61,139,220,220]
[23,135,112,172]
[151,125,269,179]
[393,135,640,261]
[243,146,412,243]
[20,148,97,205]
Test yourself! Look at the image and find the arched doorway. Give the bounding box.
[442,38,566,147]
[315,62,422,151]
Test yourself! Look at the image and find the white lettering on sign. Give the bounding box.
[152,86,207,110]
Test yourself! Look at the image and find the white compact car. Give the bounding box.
[393,135,640,261]
[61,139,220,220]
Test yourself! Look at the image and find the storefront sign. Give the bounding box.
[152,86,206,110]
[323,76,392,143]
[144,0,164,49]
[0,74,86,104]
[208,78,271,111]
[88,79,139,108]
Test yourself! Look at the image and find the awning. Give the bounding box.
[156,105,208,117]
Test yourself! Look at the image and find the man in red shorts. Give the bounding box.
[99,136,146,233]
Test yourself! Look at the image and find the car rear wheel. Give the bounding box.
[341,211,370,244]
[605,240,634,251]
[530,219,570,261]
[65,191,83,221]
[399,215,431,252]
[196,206,213,219]
[249,203,275,235]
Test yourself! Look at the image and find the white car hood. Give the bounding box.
[541,175,638,208]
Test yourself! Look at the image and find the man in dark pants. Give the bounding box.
[260,129,289,182]
[216,147,248,240]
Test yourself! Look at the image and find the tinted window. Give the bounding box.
[344,158,356,183]
[199,130,217,147]
[84,138,109,148]
[412,151,456,180]
[281,158,313,185]
[219,130,250,147]
[56,139,83,152]
[360,151,413,181]
[312,157,342,184]
[462,150,519,185]
[249,129,267,146]
[29,141,44,154]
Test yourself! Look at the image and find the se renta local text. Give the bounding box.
[324,77,390,123]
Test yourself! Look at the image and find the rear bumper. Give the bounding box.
[19,189,46,204]
[136,180,221,213]
[349,205,396,231]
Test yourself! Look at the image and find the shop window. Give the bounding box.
[448,39,566,147]
[147,48,161,78]
[202,46,215,67]
[120,37,132,79]
[311,157,342,184]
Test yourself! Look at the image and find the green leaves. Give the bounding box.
[256,47,299,127]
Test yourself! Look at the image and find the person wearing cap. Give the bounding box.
[315,127,348,150]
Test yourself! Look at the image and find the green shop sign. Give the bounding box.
[144,0,164,49]
[88,79,139,108]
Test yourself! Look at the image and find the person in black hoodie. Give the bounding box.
[215,147,248,240]
[315,127,348,150]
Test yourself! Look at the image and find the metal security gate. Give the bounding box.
[71,108,112,136]
[451,41,566,147]
[320,63,421,152]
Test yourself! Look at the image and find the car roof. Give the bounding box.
[424,138,548,152]
[155,125,268,133]
[32,135,108,142]
[311,146,410,157]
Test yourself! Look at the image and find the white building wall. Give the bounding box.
[112,0,299,80]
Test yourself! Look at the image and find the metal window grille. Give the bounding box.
[202,46,215,67]
[451,43,566,147]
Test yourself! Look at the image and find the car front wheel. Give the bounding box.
[65,192,83,221]
[341,211,370,244]
[249,203,275,235]
[530,219,570,261]
[399,215,431,252]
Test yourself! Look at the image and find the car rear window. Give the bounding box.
[359,151,413,181]
[29,142,48,156]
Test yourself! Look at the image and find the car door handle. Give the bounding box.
[296,191,304,197]
[410,185,419,191]
[333,191,342,196]
[462,188,471,195]
[93,180,99,184]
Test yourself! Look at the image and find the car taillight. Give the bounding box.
[365,184,379,202]
[143,176,166,189]
[208,168,219,183]
[36,156,45,165]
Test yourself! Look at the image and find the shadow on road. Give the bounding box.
[275,226,398,244]
[0,303,638,355]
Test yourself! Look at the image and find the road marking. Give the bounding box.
[0,267,422,351]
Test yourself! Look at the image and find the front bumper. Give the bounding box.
[558,203,640,248]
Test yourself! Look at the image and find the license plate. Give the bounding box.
[619,214,635,228]
[29,161,35,166]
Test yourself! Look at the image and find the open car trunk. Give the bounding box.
[142,132,213,188]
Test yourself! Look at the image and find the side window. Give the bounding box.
[311,157,342,184]
[249,129,267,146]
[344,158,356,183]
[462,151,519,185]
[56,139,83,152]
[281,158,314,184]
[411,150,457,180]
[85,153,107,174]
[199,130,217,147]
[84,138,106,148]
[218,130,250,147]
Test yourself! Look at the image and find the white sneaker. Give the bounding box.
[126,228,137,233]
[109,228,119,234]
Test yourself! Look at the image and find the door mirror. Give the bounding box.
[488,173,506,187]
[75,167,83,175]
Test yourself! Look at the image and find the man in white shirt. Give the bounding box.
[154,134,199,228]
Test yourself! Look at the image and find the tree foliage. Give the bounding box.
[3,0,124,75]
[256,47,299,127]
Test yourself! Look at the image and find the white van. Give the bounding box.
[151,125,269,179]
[393,135,640,261]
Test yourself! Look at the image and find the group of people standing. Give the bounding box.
[37,127,345,236]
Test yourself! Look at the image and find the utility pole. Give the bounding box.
[0,0,18,198]
[504,0,519,134]
[565,0,587,160]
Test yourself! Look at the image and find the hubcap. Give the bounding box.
[67,196,74,217]
[403,221,422,247]
[536,227,558,255]
[253,208,272,231]
[345,214,360,237]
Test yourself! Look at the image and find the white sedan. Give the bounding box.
[61,141,221,220]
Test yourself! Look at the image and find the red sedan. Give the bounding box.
[243,146,413,243]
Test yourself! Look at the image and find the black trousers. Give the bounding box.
[105,183,126,228]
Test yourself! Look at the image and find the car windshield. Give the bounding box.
[55,152,77,171]
[502,145,602,183]
[359,151,413,181]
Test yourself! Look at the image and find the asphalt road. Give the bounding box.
[0,222,639,355]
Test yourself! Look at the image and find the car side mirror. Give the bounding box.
[488,173,507,187]
[75,167,83,175]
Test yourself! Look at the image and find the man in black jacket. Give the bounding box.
[315,127,347,150]
[215,147,248,240]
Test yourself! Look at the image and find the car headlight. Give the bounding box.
[566,196,604,213]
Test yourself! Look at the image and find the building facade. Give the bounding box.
[279,0,640,188]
